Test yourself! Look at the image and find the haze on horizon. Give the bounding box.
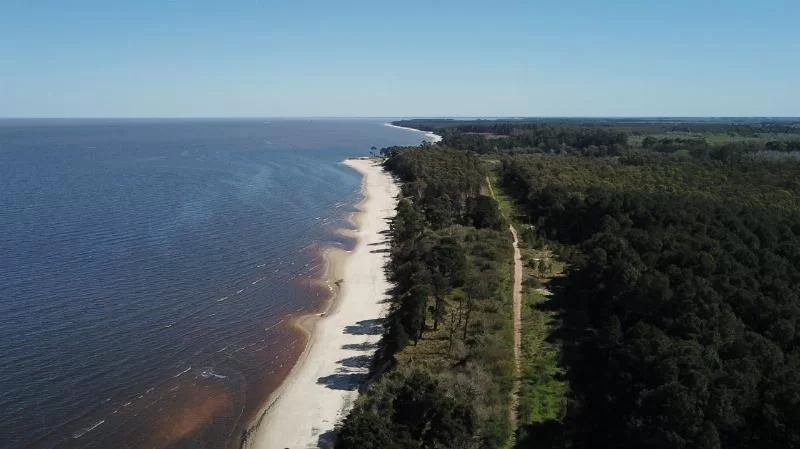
[1,0,798,118]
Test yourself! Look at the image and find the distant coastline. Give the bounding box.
[384,122,443,143]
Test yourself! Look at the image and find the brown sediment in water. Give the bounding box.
[148,385,234,447]
[24,176,365,449]
[238,160,383,449]
[236,243,356,448]
[91,243,352,449]
[221,199,365,449]
[241,158,398,448]
[73,167,368,449]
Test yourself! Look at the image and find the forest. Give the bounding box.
[500,154,800,448]
[335,119,800,448]
[336,146,516,448]
[392,119,800,158]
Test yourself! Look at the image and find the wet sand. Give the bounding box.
[243,158,398,449]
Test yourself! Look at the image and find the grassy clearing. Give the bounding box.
[486,172,521,222]
[486,170,568,442]
[517,261,566,427]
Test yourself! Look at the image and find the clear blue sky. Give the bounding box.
[1,0,798,117]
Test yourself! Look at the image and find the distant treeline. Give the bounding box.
[336,147,515,448]
[393,119,800,158]
[395,118,800,136]
[642,136,800,157]
[394,120,628,155]
[500,154,800,448]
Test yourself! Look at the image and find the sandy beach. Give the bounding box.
[244,158,399,449]
[385,122,443,143]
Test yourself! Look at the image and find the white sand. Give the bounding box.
[245,158,398,449]
[384,122,443,143]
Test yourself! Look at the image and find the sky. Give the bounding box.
[1,0,798,117]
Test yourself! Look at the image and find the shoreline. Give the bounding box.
[242,158,399,449]
[384,122,443,143]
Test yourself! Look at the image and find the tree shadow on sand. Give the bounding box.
[341,341,379,351]
[337,354,373,368]
[343,319,384,335]
[316,322,384,391]
[316,372,367,391]
[317,429,338,449]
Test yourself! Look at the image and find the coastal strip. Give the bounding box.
[243,158,399,449]
[384,122,443,143]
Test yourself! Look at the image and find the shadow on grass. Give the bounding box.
[516,419,567,449]
[517,266,622,448]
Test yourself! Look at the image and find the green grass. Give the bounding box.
[486,172,522,223]
[486,167,568,438]
[518,289,566,425]
[516,243,567,428]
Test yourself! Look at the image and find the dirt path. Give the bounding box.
[486,176,496,199]
[508,224,523,441]
[488,176,523,442]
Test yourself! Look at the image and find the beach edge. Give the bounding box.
[384,122,443,143]
[241,157,398,449]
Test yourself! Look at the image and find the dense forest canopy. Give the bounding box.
[501,154,800,211]
[500,153,800,449]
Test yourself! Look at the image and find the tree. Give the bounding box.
[468,195,505,230]
[427,236,467,330]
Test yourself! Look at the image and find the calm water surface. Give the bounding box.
[0,119,425,449]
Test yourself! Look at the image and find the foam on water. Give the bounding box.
[173,367,192,378]
[72,420,105,439]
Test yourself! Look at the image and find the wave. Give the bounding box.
[72,420,105,439]
[264,319,284,332]
[200,368,228,380]
[172,367,191,378]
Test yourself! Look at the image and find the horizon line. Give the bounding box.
[2,115,800,120]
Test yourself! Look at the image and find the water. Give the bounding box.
[0,119,426,449]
